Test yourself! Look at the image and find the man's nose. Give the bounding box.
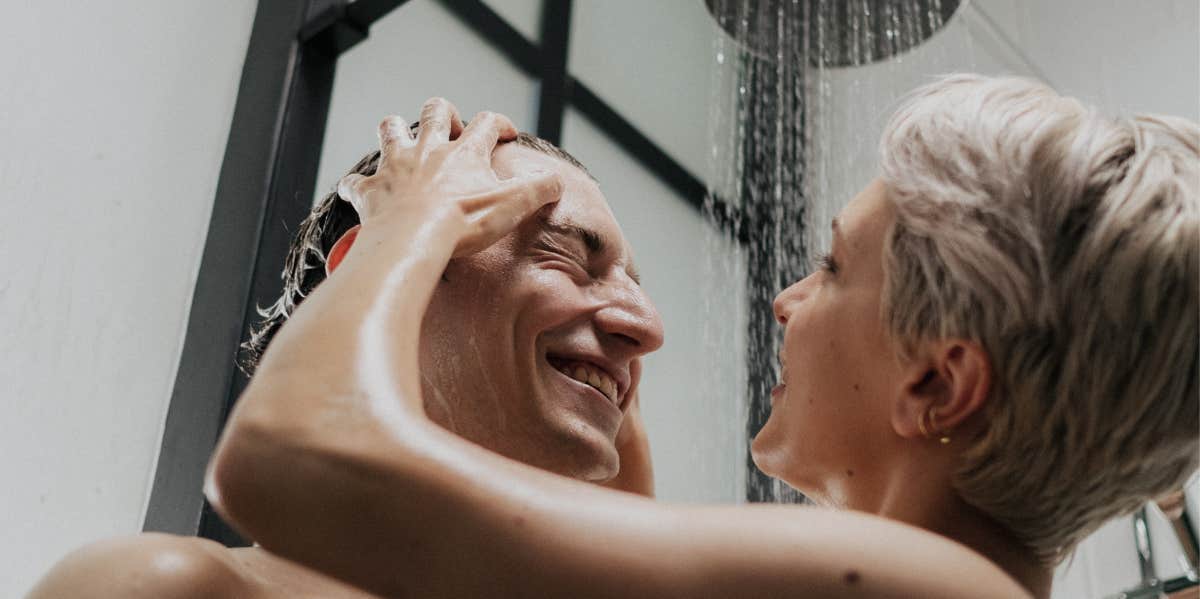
[595,286,665,356]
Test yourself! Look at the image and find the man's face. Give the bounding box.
[418,143,664,481]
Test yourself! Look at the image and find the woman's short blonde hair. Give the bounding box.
[878,74,1199,562]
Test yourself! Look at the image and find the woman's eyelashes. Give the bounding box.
[814,251,838,275]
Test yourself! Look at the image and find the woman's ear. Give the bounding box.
[325,224,361,276]
[892,340,992,441]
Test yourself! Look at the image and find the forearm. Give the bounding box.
[207,103,585,596]
[207,206,661,596]
[207,213,462,563]
[250,214,456,409]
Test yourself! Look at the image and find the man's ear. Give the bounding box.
[325,225,361,276]
[891,339,992,440]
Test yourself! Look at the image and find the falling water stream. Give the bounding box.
[701,0,991,503]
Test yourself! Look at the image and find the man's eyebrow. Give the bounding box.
[540,217,642,285]
[542,220,604,253]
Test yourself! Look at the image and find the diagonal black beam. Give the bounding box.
[535,0,573,144]
[434,0,746,237]
[436,0,541,73]
[570,82,705,213]
[346,0,417,29]
[300,0,416,56]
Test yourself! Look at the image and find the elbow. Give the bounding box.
[204,409,285,543]
[204,382,395,548]
[204,378,323,543]
[206,365,425,550]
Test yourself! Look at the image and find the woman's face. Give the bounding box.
[751,179,904,505]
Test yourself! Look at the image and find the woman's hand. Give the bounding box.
[603,360,655,496]
[337,98,563,257]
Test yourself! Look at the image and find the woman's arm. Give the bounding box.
[207,99,1028,599]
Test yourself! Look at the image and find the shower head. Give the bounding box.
[705,0,962,67]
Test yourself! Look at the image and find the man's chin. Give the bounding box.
[532,416,621,481]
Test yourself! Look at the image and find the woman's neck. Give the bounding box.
[844,457,1054,598]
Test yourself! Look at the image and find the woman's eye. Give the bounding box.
[814,252,838,275]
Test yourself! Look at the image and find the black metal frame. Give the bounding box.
[144,0,729,544]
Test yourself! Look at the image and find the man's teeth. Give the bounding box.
[558,363,617,403]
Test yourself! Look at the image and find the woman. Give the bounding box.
[206,75,1197,598]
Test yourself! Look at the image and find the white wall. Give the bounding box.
[0,2,255,596]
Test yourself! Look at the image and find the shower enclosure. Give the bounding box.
[143,1,1199,597]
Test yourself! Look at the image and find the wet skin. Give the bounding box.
[196,99,1030,599]
[756,179,1050,597]
[753,179,902,505]
[419,142,663,482]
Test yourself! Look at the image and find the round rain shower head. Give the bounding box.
[706,0,962,67]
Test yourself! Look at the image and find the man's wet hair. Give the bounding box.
[239,131,592,375]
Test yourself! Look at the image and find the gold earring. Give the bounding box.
[919,408,951,444]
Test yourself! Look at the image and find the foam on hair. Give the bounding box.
[878,74,1199,563]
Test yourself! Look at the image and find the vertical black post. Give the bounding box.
[197,0,346,547]
[535,0,573,144]
[143,0,343,545]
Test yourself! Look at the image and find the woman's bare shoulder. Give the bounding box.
[25,532,255,599]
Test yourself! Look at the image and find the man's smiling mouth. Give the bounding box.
[546,356,618,406]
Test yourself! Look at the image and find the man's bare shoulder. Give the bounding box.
[26,533,252,599]
[227,546,382,598]
[26,533,255,599]
[27,533,382,599]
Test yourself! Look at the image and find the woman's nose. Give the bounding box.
[773,278,806,325]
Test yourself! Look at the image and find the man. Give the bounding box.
[27,100,664,598]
